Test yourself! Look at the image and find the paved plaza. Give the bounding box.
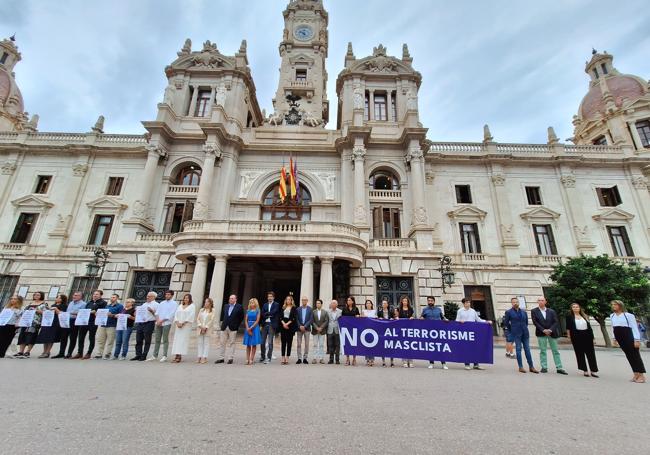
[1,342,648,455]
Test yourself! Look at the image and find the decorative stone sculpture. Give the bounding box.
[483,124,493,143]
[177,38,191,56]
[215,83,227,107]
[547,126,559,144]
[24,114,39,132]
[72,163,89,176]
[301,109,322,127]
[353,84,364,110]
[91,115,104,134]
[406,89,418,111]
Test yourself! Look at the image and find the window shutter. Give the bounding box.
[532,225,542,255]
[163,203,175,233]
[546,225,557,255]
[459,224,466,253]
[621,227,634,257]
[372,207,383,239]
[473,223,482,253]
[102,216,114,245]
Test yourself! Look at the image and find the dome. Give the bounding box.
[0,67,24,112]
[580,75,645,120]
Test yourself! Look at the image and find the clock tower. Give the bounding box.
[272,0,329,126]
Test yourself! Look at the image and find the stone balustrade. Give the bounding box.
[0,131,147,147]
[370,238,415,250]
[426,141,624,157]
[167,185,199,195]
[368,189,402,200]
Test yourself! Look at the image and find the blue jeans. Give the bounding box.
[514,333,534,369]
[114,327,133,358]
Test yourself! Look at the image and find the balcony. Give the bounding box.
[286,80,315,98]
[135,233,174,243]
[0,243,26,254]
[370,238,415,251]
[173,220,367,265]
[167,185,199,196]
[368,189,402,201]
[462,253,487,263]
[539,255,562,265]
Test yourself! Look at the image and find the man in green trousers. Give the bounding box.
[531,297,568,375]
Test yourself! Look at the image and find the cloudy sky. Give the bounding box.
[2,0,649,143]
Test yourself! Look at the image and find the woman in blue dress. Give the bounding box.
[243,298,261,365]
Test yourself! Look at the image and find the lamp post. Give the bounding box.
[439,255,455,294]
[86,246,110,282]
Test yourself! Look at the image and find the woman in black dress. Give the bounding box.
[15,291,47,358]
[341,296,360,366]
[279,295,297,365]
[0,295,23,358]
[565,303,598,377]
[397,296,415,368]
[38,294,68,358]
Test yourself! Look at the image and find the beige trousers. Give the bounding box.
[218,328,237,361]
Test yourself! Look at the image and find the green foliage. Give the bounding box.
[443,301,459,321]
[547,255,650,346]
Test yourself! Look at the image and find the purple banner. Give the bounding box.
[339,317,494,364]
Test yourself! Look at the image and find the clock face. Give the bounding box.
[294,25,313,41]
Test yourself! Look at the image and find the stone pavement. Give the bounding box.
[1,343,648,455]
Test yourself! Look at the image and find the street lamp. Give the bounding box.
[439,255,455,294]
[86,246,110,280]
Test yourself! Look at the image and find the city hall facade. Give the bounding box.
[0,0,649,326]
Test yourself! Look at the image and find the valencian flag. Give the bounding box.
[289,157,297,199]
[279,164,288,202]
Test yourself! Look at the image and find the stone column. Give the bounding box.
[489,167,520,263]
[406,145,428,226]
[369,89,375,121]
[558,168,595,254]
[242,271,255,305]
[210,255,228,321]
[318,256,334,303]
[188,85,199,117]
[386,91,393,121]
[130,144,166,223]
[627,120,644,150]
[340,149,353,224]
[193,143,221,219]
[352,145,368,226]
[189,254,209,305]
[214,147,237,220]
[300,256,315,304]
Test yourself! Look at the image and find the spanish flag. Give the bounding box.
[289,157,297,199]
[279,165,288,202]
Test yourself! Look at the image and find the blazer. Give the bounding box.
[530,307,560,338]
[296,305,313,330]
[220,303,244,331]
[327,308,342,335]
[261,301,280,330]
[565,314,594,340]
[311,308,329,335]
[280,306,298,333]
[503,308,530,338]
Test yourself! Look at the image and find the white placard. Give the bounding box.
[95,308,109,326]
[0,308,13,326]
[58,312,70,329]
[18,286,28,298]
[116,314,128,331]
[48,287,60,300]
[75,309,91,326]
[41,310,55,327]
[18,310,36,327]
[517,295,527,310]
[135,306,148,323]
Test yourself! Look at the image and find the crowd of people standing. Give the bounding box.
[0,289,646,383]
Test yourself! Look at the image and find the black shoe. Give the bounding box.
[138,357,146,361]
[130,356,141,361]
[540,368,548,373]
[328,358,334,364]
[64,355,71,359]
[557,369,568,375]
[51,354,64,359]
[259,358,265,363]
[227,359,233,364]
[303,358,308,364]
[214,359,224,364]
[296,359,302,364]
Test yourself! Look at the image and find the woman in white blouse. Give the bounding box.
[171,294,196,363]
[362,299,376,367]
[0,295,23,358]
[196,298,215,364]
[610,300,645,383]
[565,303,598,377]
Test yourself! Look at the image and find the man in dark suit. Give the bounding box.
[504,297,539,374]
[531,297,567,375]
[260,291,280,364]
[215,294,244,364]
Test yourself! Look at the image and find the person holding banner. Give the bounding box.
[398,296,416,368]
[377,299,394,367]
[362,300,376,366]
[37,294,68,358]
[131,291,159,361]
[279,295,297,365]
[113,298,136,360]
[504,297,539,374]
[95,294,123,359]
[326,299,341,364]
[171,294,196,363]
[421,296,447,370]
[456,298,492,370]
[63,292,86,358]
[342,296,360,366]
[0,295,23,358]
[15,291,48,358]
[76,290,107,360]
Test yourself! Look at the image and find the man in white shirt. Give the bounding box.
[149,290,178,362]
[311,299,329,364]
[132,291,159,361]
[456,298,492,370]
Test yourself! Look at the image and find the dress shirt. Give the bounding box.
[611,312,641,340]
[140,301,159,323]
[455,307,484,322]
[421,305,444,320]
[574,317,588,331]
[227,304,235,317]
[301,306,307,323]
[539,308,547,319]
[67,300,87,318]
[156,299,178,326]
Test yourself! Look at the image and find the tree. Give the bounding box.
[546,255,650,347]
[443,301,459,321]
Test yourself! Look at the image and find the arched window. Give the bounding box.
[261,184,312,221]
[176,165,201,186]
[369,170,399,190]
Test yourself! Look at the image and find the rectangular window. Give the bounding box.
[459,223,481,253]
[295,69,307,82]
[194,90,211,117]
[601,63,608,75]
[34,175,52,194]
[593,135,607,145]
[533,224,557,255]
[372,207,400,239]
[0,52,7,64]
[70,276,102,302]
[11,213,38,244]
[596,186,622,207]
[636,120,650,148]
[607,226,634,257]
[106,177,124,196]
[374,94,387,121]
[0,275,19,310]
[391,92,397,122]
[593,68,599,79]
[455,185,472,204]
[88,215,114,245]
[364,92,369,121]
[525,186,542,205]
[163,201,194,234]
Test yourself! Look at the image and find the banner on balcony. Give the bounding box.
[339,317,494,364]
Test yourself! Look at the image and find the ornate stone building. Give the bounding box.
[1,0,649,328]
